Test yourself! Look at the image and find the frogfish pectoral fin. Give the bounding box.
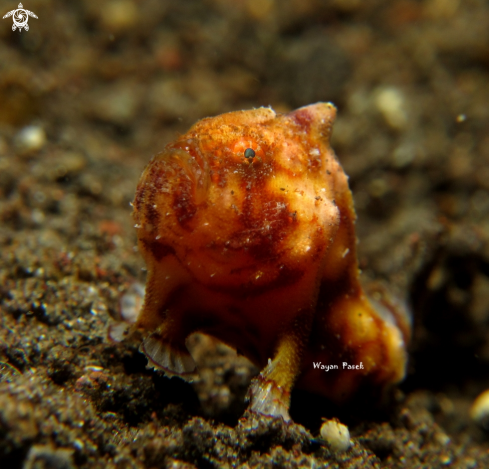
[140,333,196,381]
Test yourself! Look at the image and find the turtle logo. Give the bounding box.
[3,3,38,32]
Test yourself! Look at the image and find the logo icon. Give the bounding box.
[3,3,38,31]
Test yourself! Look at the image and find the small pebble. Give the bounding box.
[470,389,489,427]
[15,125,46,154]
[100,0,138,31]
[374,87,408,130]
[23,444,74,469]
[320,418,351,452]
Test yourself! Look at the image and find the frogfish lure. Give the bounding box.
[123,103,411,421]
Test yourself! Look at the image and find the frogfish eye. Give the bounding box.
[244,148,255,158]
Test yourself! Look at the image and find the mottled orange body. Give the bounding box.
[131,103,410,420]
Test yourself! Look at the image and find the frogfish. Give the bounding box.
[121,103,410,421]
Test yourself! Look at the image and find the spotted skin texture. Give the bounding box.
[132,103,410,421]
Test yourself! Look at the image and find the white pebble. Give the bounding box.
[374,87,408,130]
[320,418,351,452]
[470,389,489,426]
[15,125,46,154]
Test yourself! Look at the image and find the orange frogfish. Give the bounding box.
[128,103,410,421]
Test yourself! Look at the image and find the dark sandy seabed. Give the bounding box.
[1,0,489,467]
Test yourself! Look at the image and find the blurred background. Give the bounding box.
[1,0,489,466]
